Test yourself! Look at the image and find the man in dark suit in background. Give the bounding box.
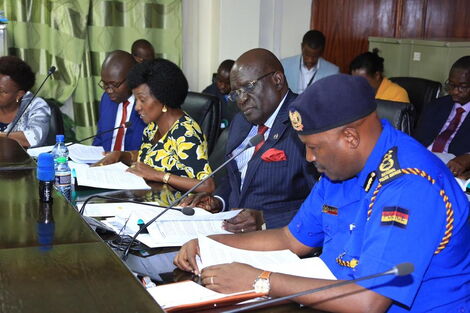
[93,50,146,151]
[414,56,470,177]
[131,39,155,63]
[183,48,317,231]
[202,59,239,129]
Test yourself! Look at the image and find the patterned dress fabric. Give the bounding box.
[138,113,212,179]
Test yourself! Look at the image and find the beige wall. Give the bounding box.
[182,0,311,91]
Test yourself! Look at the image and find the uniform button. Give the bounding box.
[308,232,313,237]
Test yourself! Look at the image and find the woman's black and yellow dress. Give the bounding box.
[138,113,212,180]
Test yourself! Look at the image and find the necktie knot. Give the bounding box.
[257,125,268,135]
[254,125,268,154]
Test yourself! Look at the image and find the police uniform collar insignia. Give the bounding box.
[289,110,304,131]
[363,171,376,192]
[377,146,403,185]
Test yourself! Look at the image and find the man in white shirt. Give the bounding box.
[281,30,339,94]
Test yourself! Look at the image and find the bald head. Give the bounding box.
[131,39,155,63]
[232,48,284,81]
[101,50,136,104]
[230,49,288,125]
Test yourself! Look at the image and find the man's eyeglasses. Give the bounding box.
[228,71,276,102]
[98,79,126,90]
[444,80,470,93]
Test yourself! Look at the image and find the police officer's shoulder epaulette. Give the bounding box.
[377,146,404,185]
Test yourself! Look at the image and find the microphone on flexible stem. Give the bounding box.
[224,262,415,313]
[79,194,195,216]
[65,121,132,147]
[6,66,56,137]
[121,133,264,261]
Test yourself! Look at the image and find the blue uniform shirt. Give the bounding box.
[289,120,470,312]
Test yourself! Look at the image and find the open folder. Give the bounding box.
[147,236,336,311]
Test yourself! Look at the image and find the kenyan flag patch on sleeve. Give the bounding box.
[381,207,409,228]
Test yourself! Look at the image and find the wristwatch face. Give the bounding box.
[253,277,270,294]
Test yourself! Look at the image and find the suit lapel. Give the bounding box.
[239,91,295,198]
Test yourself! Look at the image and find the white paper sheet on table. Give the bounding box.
[197,236,336,280]
[72,162,150,190]
[67,144,105,163]
[83,202,241,247]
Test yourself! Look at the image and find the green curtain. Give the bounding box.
[1,0,182,141]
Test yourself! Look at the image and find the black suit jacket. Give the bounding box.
[413,95,470,156]
[215,91,317,229]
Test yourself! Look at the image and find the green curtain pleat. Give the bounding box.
[1,0,182,141]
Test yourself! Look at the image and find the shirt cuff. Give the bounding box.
[214,195,226,212]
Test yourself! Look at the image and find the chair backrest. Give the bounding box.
[181,91,221,155]
[45,100,65,146]
[376,99,414,135]
[389,77,441,122]
[208,127,229,186]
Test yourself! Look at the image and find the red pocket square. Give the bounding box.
[261,148,287,162]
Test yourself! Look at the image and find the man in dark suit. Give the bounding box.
[202,59,239,129]
[183,48,317,231]
[414,56,470,177]
[92,50,146,152]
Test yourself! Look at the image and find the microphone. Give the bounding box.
[224,262,414,313]
[79,194,195,216]
[6,66,56,137]
[121,133,264,260]
[65,121,132,147]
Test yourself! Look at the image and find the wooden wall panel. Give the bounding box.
[424,0,470,38]
[311,0,470,74]
[398,0,426,38]
[312,0,399,73]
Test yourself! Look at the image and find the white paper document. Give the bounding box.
[28,143,104,164]
[197,236,336,280]
[72,162,150,190]
[83,202,241,247]
[67,144,105,163]
[27,144,54,157]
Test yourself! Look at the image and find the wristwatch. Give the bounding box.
[253,271,272,294]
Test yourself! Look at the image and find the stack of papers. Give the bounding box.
[70,162,150,190]
[27,143,104,164]
[147,236,336,311]
[82,202,241,247]
[67,144,105,163]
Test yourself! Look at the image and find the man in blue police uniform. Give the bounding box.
[174,74,470,312]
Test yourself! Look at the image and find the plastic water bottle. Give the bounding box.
[50,134,69,166]
[55,157,71,201]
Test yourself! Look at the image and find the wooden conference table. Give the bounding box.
[0,137,321,313]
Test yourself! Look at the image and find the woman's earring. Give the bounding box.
[16,98,19,103]
[162,105,167,113]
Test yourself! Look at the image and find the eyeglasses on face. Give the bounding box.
[98,78,126,90]
[444,80,470,93]
[227,71,276,102]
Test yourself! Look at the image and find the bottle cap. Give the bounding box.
[55,134,65,142]
[56,157,67,163]
[37,153,55,181]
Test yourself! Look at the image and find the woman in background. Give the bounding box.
[0,56,51,147]
[350,48,410,103]
[96,58,214,193]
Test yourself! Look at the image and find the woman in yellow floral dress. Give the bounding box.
[96,58,214,193]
